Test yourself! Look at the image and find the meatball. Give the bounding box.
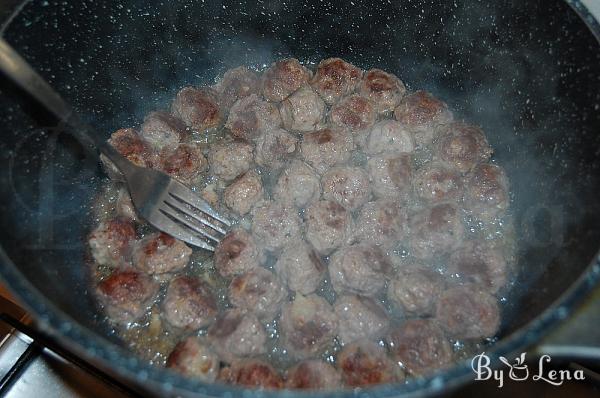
[225,94,282,140]
[228,267,287,322]
[300,127,355,174]
[115,188,138,222]
[446,241,508,294]
[436,285,501,339]
[394,91,454,147]
[102,128,154,179]
[322,166,371,211]
[171,86,221,131]
[409,203,465,260]
[433,122,493,174]
[251,201,302,251]
[387,266,445,316]
[280,294,338,359]
[365,120,415,155]
[158,143,207,185]
[166,337,220,382]
[338,340,403,387]
[280,85,326,132]
[330,94,376,146]
[208,140,254,181]
[353,200,407,249]
[358,69,407,114]
[96,270,159,325]
[274,240,326,295]
[254,128,298,170]
[414,162,464,204]
[207,309,267,362]
[219,359,284,389]
[215,66,260,110]
[329,244,392,297]
[223,170,264,216]
[334,294,390,345]
[214,229,262,278]
[367,153,412,202]
[285,360,341,390]
[88,218,135,267]
[132,232,192,276]
[387,319,453,376]
[139,111,186,150]
[262,58,312,102]
[305,200,352,255]
[310,58,363,105]
[162,276,217,330]
[273,160,321,208]
[464,163,510,220]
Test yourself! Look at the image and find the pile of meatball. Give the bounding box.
[88,57,512,390]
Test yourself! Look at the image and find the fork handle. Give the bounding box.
[0,37,132,173]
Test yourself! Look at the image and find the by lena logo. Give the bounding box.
[471,352,585,388]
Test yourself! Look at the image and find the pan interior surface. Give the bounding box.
[0,0,599,395]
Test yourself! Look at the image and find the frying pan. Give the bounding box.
[0,0,599,396]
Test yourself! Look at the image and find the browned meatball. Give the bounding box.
[102,128,154,179]
[305,200,352,255]
[394,91,454,147]
[166,336,220,382]
[115,188,138,222]
[353,200,407,249]
[208,140,254,181]
[96,270,159,325]
[334,294,390,345]
[358,69,407,114]
[367,153,412,202]
[433,122,492,174]
[207,309,267,362]
[223,170,264,216]
[322,166,371,211]
[280,294,338,359]
[132,232,192,276]
[139,111,186,149]
[215,66,260,110]
[157,143,207,185]
[435,285,501,340]
[285,360,341,390]
[329,244,392,297]
[365,120,415,155]
[228,267,287,322]
[219,359,284,389]
[214,229,262,278]
[162,275,217,330]
[387,319,453,376]
[310,58,363,105]
[338,340,403,387]
[251,201,302,251]
[88,218,136,267]
[446,241,508,294]
[464,163,510,220]
[409,203,465,260]
[280,85,326,132]
[273,160,321,208]
[254,128,298,170]
[300,127,355,174]
[414,162,464,204]
[225,94,282,140]
[387,266,445,316]
[274,240,325,295]
[330,94,376,146]
[171,86,221,131]
[262,58,312,102]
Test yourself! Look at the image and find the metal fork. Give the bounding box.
[0,38,230,251]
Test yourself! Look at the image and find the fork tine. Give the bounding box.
[162,201,223,243]
[167,193,228,235]
[168,181,232,226]
[150,210,216,251]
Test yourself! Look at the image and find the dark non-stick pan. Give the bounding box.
[0,0,599,396]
